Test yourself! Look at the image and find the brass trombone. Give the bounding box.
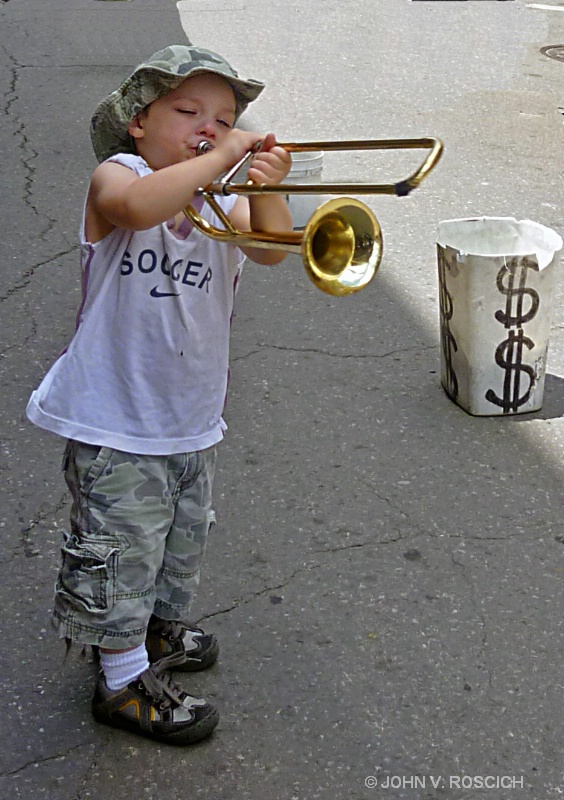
[184,137,444,297]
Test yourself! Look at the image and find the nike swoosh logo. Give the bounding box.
[150,286,180,298]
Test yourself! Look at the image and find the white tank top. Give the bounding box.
[27,153,245,455]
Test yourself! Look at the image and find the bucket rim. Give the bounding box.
[437,216,563,261]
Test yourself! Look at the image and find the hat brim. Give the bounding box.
[90,49,265,163]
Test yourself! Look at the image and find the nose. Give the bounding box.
[197,119,219,139]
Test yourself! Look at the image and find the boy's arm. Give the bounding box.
[228,134,294,265]
[88,128,265,234]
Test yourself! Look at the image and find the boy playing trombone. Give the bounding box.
[27,43,292,745]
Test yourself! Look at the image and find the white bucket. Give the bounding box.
[436,217,563,416]
[284,151,324,230]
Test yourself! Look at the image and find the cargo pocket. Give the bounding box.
[55,529,120,615]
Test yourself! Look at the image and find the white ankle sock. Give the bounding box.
[100,643,150,691]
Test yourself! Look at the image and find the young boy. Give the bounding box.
[26,44,293,746]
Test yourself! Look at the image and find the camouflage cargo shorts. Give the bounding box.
[53,440,217,649]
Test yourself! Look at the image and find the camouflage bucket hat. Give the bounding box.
[90,44,265,163]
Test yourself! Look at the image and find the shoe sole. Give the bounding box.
[92,704,220,746]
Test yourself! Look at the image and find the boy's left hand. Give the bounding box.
[247,133,292,186]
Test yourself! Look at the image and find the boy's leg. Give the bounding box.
[54,441,173,648]
[147,446,220,670]
[55,441,219,744]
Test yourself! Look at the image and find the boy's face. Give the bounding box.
[128,73,237,169]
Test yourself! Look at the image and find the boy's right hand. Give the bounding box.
[202,128,265,172]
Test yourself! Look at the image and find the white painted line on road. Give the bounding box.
[526,3,564,9]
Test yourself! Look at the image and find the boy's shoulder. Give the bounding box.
[100,152,152,176]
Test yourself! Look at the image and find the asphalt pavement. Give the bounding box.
[1,1,564,798]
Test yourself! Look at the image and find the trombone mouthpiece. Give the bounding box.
[196,141,214,155]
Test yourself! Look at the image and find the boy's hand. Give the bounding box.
[229,131,294,265]
[210,129,264,171]
[247,132,292,186]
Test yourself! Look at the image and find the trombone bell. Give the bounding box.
[303,198,382,296]
[188,137,443,296]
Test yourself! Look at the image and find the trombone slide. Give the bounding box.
[200,137,443,198]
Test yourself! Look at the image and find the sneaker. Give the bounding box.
[146,616,219,672]
[92,653,219,745]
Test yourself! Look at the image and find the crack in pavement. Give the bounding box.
[0,246,78,304]
[3,51,40,215]
[1,742,92,779]
[198,561,323,622]
[233,342,437,361]
[2,46,63,243]
[309,524,415,556]
[20,492,68,558]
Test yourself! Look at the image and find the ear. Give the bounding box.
[127,113,145,141]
